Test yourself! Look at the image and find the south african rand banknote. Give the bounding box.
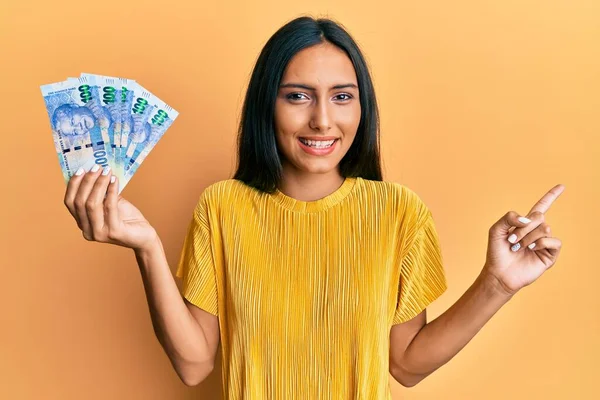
[121,89,179,188]
[41,78,120,186]
[42,73,178,194]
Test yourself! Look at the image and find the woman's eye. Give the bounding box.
[336,93,353,101]
[287,93,307,101]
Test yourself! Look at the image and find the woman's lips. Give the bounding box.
[297,138,338,156]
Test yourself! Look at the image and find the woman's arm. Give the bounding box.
[136,236,219,386]
[390,272,512,387]
[392,185,564,387]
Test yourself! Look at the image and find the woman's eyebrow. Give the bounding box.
[279,83,358,91]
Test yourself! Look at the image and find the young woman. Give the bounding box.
[63,15,564,399]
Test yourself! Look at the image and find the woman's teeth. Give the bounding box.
[299,138,336,148]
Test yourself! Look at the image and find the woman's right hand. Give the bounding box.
[64,165,158,251]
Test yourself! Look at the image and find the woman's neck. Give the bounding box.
[277,168,345,202]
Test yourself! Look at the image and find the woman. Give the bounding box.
[63,15,564,399]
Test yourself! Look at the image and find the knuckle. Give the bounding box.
[93,231,106,242]
[106,229,119,241]
[85,199,98,212]
[74,199,86,211]
[533,211,545,222]
[543,225,552,234]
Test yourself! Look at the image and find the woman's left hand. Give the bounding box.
[482,184,566,297]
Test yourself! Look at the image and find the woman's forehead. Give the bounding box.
[282,43,358,87]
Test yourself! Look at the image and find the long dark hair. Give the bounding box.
[233,15,383,193]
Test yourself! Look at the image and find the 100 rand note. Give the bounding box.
[41,78,123,191]
[121,99,179,189]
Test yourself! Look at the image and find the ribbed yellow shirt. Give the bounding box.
[175,176,447,399]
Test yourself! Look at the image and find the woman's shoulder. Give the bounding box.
[358,177,419,200]
[199,178,253,201]
[202,178,246,194]
[188,179,252,219]
[359,178,431,219]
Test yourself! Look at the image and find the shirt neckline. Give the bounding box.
[269,177,358,213]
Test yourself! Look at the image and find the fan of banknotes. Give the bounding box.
[40,73,179,194]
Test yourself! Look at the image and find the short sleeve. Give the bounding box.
[175,194,219,316]
[392,210,447,325]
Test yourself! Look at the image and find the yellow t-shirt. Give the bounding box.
[175,176,447,399]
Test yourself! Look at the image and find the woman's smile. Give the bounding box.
[297,137,339,155]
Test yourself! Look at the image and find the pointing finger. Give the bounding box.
[527,184,566,215]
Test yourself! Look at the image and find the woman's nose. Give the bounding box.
[309,101,332,131]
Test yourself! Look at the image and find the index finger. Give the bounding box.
[527,184,566,215]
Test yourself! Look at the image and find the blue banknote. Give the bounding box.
[43,73,178,194]
[122,101,179,187]
[41,78,118,184]
[82,73,123,153]
[117,80,136,168]
[77,75,116,166]
[82,73,125,176]
[120,82,155,173]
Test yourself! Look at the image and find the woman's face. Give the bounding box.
[274,42,361,176]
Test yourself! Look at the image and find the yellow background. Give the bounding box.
[1,0,598,398]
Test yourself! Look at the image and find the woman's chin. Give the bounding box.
[298,161,338,175]
[282,155,340,175]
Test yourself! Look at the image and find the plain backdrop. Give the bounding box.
[1,0,598,398]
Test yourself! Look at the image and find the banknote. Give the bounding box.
[82,73,128,177]
[81,73,123,153]
[75,75,116,166]
[41,78,118,184]
[42,73,178,194]
[120,83,156,168]
[117,79,136,167]
[122,100,179,187]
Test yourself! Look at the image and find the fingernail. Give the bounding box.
[511,242,521,252]
[508,234,518,244]
[91,164,100,173]
[518,216,531,224]
[528,243,536,249]
[75,167,84,176]
[110,176,116,184]
[102,166,111,176]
